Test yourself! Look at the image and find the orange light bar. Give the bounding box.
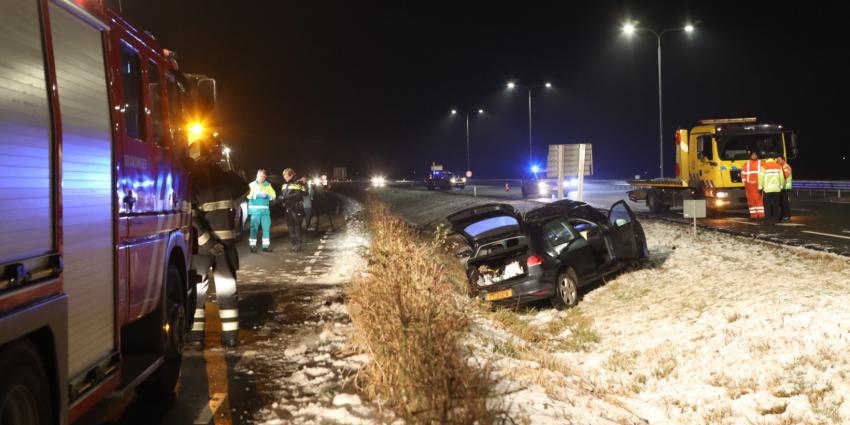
[699,118,757,125]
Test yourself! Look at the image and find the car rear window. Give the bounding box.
[464,216,520,239]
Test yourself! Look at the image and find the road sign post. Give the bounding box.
[683,199,707,237]
[547,143,593,201]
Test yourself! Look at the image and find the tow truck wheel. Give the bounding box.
[0,340,53,425]
[137,264,185,399]
[647,192,669,213]
[551,269,579,309]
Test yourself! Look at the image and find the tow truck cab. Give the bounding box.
[674,118,798,211]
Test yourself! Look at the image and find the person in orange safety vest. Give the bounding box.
[741,151,764,220]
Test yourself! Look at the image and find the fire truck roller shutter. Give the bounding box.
[51,2,116,378]
[0,0,53,266]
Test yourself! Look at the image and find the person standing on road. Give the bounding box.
[778,156,793,222]
[281,168,307,252]
[186,135,249,348]
[300,176,315,231]
[248,169,276,252]
[759,157,786,224]
[742,151,764,221]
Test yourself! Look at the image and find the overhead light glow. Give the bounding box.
[451,109,458,115]
[507,82,516,89]
[545,82,552,88]
[622,23,636,35]
[188,122,204,143]
[684,24,695,33]
[478,108,484,114]
[222,147,231,155]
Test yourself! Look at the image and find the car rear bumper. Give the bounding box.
[474,266,553,307]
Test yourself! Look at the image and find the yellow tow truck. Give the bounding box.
[628,118,798,215]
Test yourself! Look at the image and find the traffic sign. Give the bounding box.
[546,144,593,177]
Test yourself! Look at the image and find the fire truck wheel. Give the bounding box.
[137,264,185,399]
[0,340,53,425]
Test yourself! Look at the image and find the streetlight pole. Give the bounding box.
[465,113,470,171]
[451,108,483,172]
[507,81,552,166]
[623,22,695,178]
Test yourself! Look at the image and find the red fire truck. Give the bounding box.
[0,0,211,423]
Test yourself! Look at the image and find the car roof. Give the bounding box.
[524,200,601,223]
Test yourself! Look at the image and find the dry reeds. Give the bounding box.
[347,200,500,424]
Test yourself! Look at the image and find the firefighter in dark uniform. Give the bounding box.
[281,168,307,252]
[186,135,249,348]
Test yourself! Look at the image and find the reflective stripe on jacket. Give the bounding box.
[248,180,276,213]
[759,160,786,193]
[191,162,249,253]
[742,159,761,185]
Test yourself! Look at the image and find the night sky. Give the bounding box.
[121,1,848,180]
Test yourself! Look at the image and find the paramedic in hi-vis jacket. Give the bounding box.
[247,169,276,252]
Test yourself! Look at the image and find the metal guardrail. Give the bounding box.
[793,180,850,190]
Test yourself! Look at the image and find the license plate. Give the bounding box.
[485,289,513,301]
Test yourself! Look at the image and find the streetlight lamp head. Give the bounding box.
[622,23,636,35]
[451,109,457,115]
[684,24,694,33]
[507,82,516,89]
[478,108,484,114]
[223,147,231,155]
[545,82,552,88]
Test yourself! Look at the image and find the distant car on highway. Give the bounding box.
[446,200,648,308]
[520,172,553,198]
[425,169,465,190]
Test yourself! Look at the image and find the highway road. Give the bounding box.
[385,179,850,257]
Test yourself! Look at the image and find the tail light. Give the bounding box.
[527,255,543,267]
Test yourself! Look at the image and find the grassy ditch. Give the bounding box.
[346,200,501,424]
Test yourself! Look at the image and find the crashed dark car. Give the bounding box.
[446,200,648,308]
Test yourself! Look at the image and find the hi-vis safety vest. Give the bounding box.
[759,161,786,193]
[742,159,761,185]
[782,163,793,190]
[248,180,276,214]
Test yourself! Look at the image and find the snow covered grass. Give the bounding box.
[470,220,850,424]
[346,200,503,424]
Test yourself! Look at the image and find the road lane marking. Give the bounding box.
[304,266,312,273]
[193,392,227,425]
[203,302,234,425]
[309,258,317,264]
[725,218,760,226]
[775,223,805,227]
[801,231,850,241]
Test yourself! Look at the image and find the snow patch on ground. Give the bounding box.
[467,221,850,424]
[238,200,379,425]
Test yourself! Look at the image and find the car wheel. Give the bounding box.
[0,340,53,425]
[551,269,579,309]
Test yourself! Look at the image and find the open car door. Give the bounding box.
[607,200,649,261]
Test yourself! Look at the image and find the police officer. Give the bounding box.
[281,168,307,252]
[187,135,249,348]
